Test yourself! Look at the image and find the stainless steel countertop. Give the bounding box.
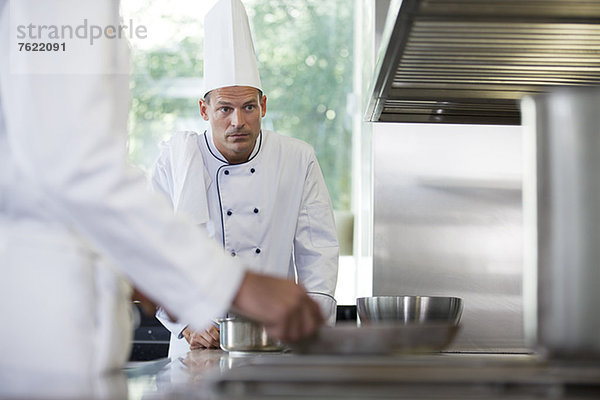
[123,350,600,400]
[6,351,598,399]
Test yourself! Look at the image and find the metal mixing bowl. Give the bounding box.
[218,317,286,352]
[356,296,463,325]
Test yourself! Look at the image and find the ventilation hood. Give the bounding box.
[365,0,600,124]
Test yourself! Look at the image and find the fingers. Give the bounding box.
[197,326,220,348]
[208,325,220,342]
[187,326,220,349]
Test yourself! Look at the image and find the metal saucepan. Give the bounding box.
[218,317,286,352]
[356,296,463,325]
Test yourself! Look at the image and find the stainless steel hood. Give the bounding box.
[365,0,600,124]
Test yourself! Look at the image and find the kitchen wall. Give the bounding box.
[372,122,528,352]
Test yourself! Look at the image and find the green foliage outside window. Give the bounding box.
[127,0,354,210]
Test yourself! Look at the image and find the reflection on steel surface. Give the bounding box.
[372,123,525,352]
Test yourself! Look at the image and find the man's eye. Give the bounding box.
[245,105,255,111]
[220,107,231,113]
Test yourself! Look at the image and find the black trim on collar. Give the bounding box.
[215,163,227,248]
[203,130,263,165]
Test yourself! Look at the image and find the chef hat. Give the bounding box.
[203,0,262,97]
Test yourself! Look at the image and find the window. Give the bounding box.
[122,0,353,210]
[248,0,354,210]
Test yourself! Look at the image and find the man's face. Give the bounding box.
[199,86,267,164]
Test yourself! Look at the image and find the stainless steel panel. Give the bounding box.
[372,123,526,352]
[522,86,600,358]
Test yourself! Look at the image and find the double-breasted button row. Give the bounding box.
[228,249,261,256]
[225,208,259,216]
[222,168,256,175]
[221,166,259,259]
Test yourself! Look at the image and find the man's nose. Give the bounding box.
[231,108,245,127]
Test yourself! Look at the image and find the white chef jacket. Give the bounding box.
[152,129,339,356]
[0,1,244,396]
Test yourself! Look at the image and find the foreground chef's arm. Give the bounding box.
[0,2,244,332]
[294,153,339,325]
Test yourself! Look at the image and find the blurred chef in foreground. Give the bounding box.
[0,0,322,397]
[152,0,339,355]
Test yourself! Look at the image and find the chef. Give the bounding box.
[152,0,339,355]
[0,1,322,397]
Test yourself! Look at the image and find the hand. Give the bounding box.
[182,325,220,349]
[231,271,324,343]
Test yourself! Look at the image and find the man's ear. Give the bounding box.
[199,99,210,121]
[260,94,267,118]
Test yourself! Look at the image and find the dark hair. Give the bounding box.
[204,88,264,105]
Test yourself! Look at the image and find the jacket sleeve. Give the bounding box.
[0,1,244,333]
[156,307,188,340]
[150,143,196,339]
[150,144,176,208]
[293,151,339,325]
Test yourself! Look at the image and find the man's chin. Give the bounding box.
[227,143,253,154]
